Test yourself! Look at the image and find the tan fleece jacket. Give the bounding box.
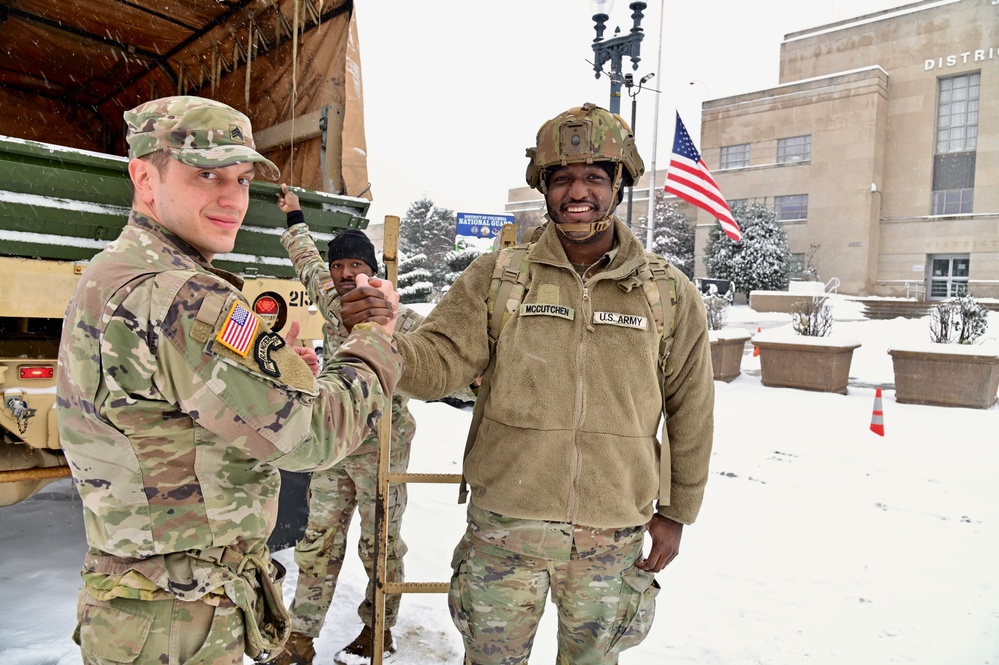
[394,219,714,528]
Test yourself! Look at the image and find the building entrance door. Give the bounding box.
[927,254,970,300]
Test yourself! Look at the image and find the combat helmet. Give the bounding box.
[525,102,644,240]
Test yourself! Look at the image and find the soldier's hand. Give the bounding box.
[638,514,683,573]
[339,273,398,336]
[285,320,319,377]
[276,183,301,213]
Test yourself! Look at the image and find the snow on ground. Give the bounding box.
[2,298,998,664]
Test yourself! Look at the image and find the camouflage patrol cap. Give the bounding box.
[525,102,644,192]
[124,95,279,180]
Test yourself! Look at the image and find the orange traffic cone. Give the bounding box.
[752,327,761,357]
[870,388,885,437]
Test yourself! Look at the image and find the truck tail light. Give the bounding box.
[251,292,287,331]
[254,296,279,316]
[19,366,54,380]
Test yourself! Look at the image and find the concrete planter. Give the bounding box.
[709,330,751,382]
[754,336,861,395]
[888,344,999,409]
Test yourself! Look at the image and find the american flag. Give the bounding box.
[217,301,259,356]
[664,112,742,241]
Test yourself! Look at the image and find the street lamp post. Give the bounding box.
[624,72,654,230]
[591,1,647,115]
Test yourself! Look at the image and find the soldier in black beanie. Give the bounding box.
[327,229,380,286]
[273,183,416,662]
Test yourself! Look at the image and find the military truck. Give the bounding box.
[0,0,374,510]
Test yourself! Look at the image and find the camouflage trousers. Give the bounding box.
[74,588,243,665]
[448,525,659,665]
[289,432,412,637]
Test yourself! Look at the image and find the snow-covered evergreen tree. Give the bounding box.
[703,201,790,297]
[396,251,433,304]
[444,237,489,284]
[400,197,457,292]
[651,193,695,278]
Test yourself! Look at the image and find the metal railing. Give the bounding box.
[874,280,927,301]
[813,277,840,304]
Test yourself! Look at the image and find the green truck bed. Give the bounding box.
[0,135,369,278]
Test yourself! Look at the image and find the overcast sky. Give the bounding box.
[355,0,924,227]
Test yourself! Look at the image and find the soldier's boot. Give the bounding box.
[336,625,395,661]
[261,631,315,665]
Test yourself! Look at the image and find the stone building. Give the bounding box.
[506,0,999,300]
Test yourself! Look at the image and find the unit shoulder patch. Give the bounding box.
[254,331,286,377]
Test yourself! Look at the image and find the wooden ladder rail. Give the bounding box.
[369,214,463,663]
[370,422,462,662]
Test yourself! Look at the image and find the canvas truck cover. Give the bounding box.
[0,0,370,199]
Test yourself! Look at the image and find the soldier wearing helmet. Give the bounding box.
[526,101,645,243]
[342,102,715,664]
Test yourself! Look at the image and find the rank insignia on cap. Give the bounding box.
[216,301,259,357]
[230,126,244,143]
[254,331,285,377]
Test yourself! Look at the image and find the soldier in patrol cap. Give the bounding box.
[57,95,402,665]
[341,102,715,664]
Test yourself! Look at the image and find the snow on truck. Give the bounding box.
[0,0,374,510]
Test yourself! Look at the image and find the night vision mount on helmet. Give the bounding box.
[525,102,645,240]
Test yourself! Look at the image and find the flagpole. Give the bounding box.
[645,0,665,252]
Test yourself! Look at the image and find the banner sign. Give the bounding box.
[456,212,514,240]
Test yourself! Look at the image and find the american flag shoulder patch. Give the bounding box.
[322,279,336,292]
[215,300,259,357]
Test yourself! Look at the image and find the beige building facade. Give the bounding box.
[506,0,998,300]
[702,0,998,299]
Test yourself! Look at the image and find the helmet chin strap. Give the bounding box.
[553,217,612,241]
[551,162,624,242]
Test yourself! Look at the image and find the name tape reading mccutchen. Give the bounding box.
[519,303,575,320]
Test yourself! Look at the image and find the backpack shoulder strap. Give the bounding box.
[459,241,534,504]
[487,242,534,349]
[637,253,678,342]
[641,253,681,504]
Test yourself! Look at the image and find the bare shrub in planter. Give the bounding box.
[791,297,833,337]
[929,294,989,344]
[702,284,733,331]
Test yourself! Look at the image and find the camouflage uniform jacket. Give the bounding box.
[56,212,402,601]
[395,218,714,529]
[280,222,422,456]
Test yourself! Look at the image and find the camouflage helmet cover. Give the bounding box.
[124,95,280,180]
[525,102,644,192]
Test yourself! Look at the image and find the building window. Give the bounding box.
[775,194,808,221]
[719,144,750,169]
[928,255,970,300]
[727,198,748,212]
[777,135,811,163]
[932,187,974,215]
[936,73,980,153]
[933,73,979,214]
